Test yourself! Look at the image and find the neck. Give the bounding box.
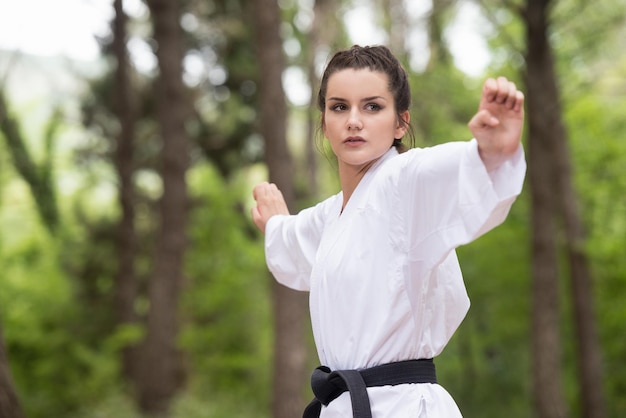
[338,160,376,211]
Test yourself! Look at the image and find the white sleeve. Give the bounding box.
[405,139,526,267]
[264,199,332,291]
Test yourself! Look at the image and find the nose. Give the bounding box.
[347,109,362,130]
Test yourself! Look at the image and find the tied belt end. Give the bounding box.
[303,359,437,418]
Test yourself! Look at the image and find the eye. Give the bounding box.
[330,103,347,112]
[365,103,382,111]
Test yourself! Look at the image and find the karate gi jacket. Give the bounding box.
[264,139,526,417]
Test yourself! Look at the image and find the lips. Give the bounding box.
[344,136,365,144]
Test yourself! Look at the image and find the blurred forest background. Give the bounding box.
[0,0,625,417]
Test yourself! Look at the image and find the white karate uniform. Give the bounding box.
[264,139,526,417]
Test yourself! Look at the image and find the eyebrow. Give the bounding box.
[327,95,388,102]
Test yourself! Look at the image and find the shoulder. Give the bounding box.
[366,140,480,208]
[354,141,480,208]
[371,145,437,182]
[378,141,469,167]
[390,140,481,179]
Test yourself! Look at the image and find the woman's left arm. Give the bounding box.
[468,77,525,173]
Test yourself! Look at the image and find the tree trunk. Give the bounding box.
[523,0,568,417]
[252,0,309,417]
[379,0,410,61]
[561,179,606,418]
[138,0,190,415]
[111,0,140,384]
[304,0,326,198]
[426,0,455,69]
[304,0,339,198]
[0,322,23,418]
[547,18,607,418]
[524,0,606,417]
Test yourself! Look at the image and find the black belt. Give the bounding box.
[302,359,437,418]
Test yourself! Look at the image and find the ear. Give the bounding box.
[395,111,410,138]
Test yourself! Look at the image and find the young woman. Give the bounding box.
[252,45,526,418]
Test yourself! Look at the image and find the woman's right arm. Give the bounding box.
[402,139,525,269]
[252,182,329,291]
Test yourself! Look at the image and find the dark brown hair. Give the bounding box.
[317,45,415,152]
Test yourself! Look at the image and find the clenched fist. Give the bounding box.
[251,182,290,233]
[468,76,525,172]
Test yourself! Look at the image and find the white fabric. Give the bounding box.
[264,139,526,417]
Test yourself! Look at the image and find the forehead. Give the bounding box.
[326,68,391,98]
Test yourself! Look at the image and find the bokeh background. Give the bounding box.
[0,0,625,417]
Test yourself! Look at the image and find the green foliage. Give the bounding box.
[0,90,60,233]
[71,393,142,418]
[478,1,626,415]
[183,0,264,178]
[409,65,480,146]
[442,195,532,417]
[180,163,271,411]
[0,160,272,418]
[169,389,270,418]
[565,71,626,416]
[0,225,125,418]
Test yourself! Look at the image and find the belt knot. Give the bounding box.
[302,359,437,418]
